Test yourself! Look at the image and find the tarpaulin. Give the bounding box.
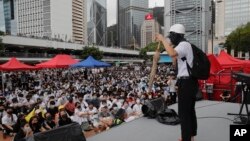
[36,54,78,68]
[0,57,37,71]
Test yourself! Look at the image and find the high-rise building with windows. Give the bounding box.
[0,0,6,32]
[215,0,225,38]
[0,0,15,34]
[72,0,87,44]
[87,0,107,46]
[225,0,250,36]
[141,13,160,48]
[15,0,87,43]
[164,0,211,52]
[118,0,150,48]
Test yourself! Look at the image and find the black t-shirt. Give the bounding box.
[31,124,42,133]
[42,120,56,130]
[59,118,72,127]
[14,130,26,141]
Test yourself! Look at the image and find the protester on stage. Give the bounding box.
[156,24,198,141]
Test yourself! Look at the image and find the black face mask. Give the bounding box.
[168,32,185,46]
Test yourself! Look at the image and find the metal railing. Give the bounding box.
[1,52,81,59]
[1,52,142,61]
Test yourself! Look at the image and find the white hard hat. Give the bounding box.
[169,24,185,34]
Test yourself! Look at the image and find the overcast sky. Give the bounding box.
[107,0,165,26]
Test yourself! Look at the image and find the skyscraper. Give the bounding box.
[0,0,15,34]
[0,0,6,32]
[164,0,211,52]
[141,13,160,48]
[15,0,87,43]
[87,0,107,46]
[118,0,150,48]
[223,0,250,36]
[72,0,87,44]
[215,0,225,38]
[152,7,164,27]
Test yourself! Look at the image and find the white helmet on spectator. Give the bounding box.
[169,24,185,34]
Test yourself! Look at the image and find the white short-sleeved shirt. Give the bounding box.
[174,41,193,77]
[132,104,142,113]
[2,114,17,126]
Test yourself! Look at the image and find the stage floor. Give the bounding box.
[88,100,248,141]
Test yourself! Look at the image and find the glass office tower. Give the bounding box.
[224,0,250,36]
[0,0,15,34]
[0,0,6,32]
[87,0,107,46]
[165,0,211,52]
[118,0,150,48]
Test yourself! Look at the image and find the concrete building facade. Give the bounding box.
[14,0,87,43]
[141,13,160,48]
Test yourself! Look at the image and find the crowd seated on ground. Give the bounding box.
[0,65,178,140]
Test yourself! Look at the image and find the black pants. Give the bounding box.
[177,78,198,141]
[2,124,16,134]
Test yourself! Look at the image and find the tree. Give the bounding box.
[81,45,103,60]
[225,22,250,53]
[139,42,164,60]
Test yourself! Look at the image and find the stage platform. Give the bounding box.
[88,100,248,141]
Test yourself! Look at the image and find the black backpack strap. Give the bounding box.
[181,57,192,76]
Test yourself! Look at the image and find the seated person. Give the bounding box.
[0,104,6,130]
[71,102,89,131]
[58,110,72,127]
[42,112,56,130]
[111,108,125,127]
[29,116,46,133]
[14,120,33,141]
[86,102,99,128]
[1,107,17,136]
[98,106,113,131]
[220,91,231,101]
[64,96,75,116]
[132,99,143,117]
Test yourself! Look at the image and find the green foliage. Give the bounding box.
[0,31,4,35]
[225,22,250,53]
[139,42,165,60]
[81,45,103,60]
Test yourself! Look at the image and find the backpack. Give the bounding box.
[182,43,210,80]
[156,109,180,125]
[142,97,166,118]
